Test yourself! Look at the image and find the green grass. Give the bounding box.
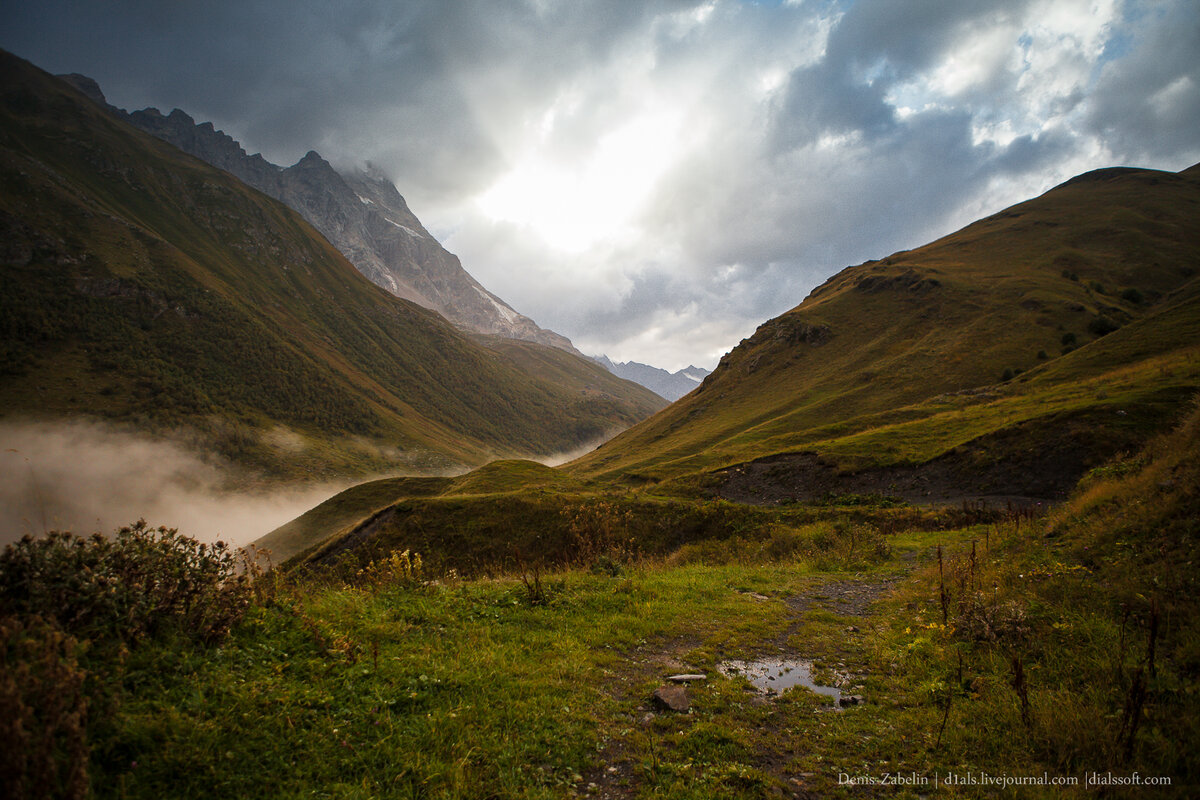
[7,400,1183,799]
[85,563,811,799]
[8,397,1200,797]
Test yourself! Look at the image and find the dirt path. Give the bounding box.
[582,558,928,798]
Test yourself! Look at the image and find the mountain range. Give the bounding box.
[591,356,710,402]
[0,50,664,478]
[58,73,580,356]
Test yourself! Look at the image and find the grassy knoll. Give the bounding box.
[6,401,1197,798]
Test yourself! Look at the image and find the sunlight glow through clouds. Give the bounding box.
[476,110,685,253]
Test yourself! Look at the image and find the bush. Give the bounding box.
[355,549,423,587]
[1088,315,1121,337]
[1120,287,1144,305]
[0,616,89,800]
[0,521,256,646]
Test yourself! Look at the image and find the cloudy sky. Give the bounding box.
[3,0,1198,370]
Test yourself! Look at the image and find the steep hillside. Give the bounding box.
[569,163,1200,498]
[0,51,663,478]
[58,73,577,355]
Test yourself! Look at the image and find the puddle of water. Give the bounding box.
[719,658,842,704]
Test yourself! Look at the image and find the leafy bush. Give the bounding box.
[953,595,1030,644]
[0,616,89,800]
[0,521,256,646]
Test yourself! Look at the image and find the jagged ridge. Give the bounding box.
[58,73,578,355]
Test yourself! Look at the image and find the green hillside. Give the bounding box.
[0,50,664,478]
[261,161,1200,566]
[567,163,1200,497]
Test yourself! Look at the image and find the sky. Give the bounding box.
[3,0,1198,371]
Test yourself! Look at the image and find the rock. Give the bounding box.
[666,673,707,683]
[652,685,690,712]
[838,694,865,707]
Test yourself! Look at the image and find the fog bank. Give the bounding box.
[0,420,348,548]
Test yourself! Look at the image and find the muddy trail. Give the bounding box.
[584,556,928,799]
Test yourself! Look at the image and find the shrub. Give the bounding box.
[1120,288,1144,305]
[0,616,89,800]
[953,595,1030,644]
[355,549,423,587]
[562,501,638,570]
[0,521,256,646]
[1088,315,1121,337]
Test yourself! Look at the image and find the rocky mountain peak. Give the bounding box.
[74,76,581,354]
[296,150,330,168]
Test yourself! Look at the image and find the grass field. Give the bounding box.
[6,400,1196,798]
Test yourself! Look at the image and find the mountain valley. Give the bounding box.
[0,51,664,494]
[2,42,1198,800]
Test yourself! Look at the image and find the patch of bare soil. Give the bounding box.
[785,573,909,619]
[714,407,1152,506]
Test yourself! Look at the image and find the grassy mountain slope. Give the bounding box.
[0,50,663,478]
[568,163,1200,495]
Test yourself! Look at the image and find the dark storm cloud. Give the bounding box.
[2,0,1198,370]
[1085,1,1200,161]
[0,0,694,194]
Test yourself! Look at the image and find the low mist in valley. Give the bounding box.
[0,419,350,549]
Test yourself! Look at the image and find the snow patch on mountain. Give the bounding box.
[384,217,424,238]
[474,287,517,324]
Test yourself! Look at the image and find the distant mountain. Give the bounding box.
[58,74,578,355]
[592,356,710,402]
[1,51,664,478]
[570,162,1200,500]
